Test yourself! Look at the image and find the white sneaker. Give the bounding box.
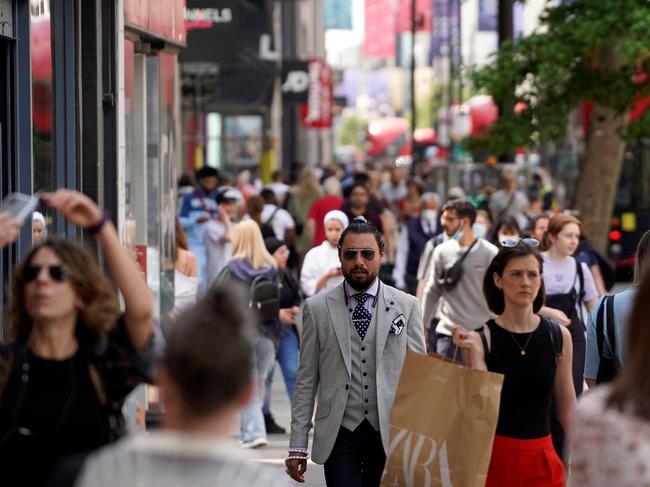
[240,437,268,449]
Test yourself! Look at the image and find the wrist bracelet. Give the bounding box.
[87,211,110,235]
[286,455,308,461]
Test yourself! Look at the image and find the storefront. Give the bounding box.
[0,0,185,335]
[121,0,185,323]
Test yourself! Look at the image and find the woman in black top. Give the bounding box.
[0,190,154,486]
[452,239,575,487]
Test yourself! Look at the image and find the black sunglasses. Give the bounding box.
[23,265,70,283]
[341,248,377,261]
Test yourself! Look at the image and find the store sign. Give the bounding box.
[300,58,333,129]
[281,61,310,102]
[125,0,185,44]
[180,0,238,63]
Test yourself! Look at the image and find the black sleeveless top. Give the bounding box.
[484,318,557,439]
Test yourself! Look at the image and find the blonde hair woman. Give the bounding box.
[227,220,277,271]
[214,219,279,448]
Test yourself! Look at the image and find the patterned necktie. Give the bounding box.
[352,293,372,340]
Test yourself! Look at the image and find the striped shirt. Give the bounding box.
[76,432,291,487]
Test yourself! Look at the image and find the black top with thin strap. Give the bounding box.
[484,318,557,439]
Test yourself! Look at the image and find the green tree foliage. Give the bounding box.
[467,0,650,154]
[338,116,367,149]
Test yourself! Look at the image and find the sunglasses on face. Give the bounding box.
[23,264,70,283]
[341,248,377,261]
[500,237,540,248]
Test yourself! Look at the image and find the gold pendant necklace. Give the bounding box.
[508,330,534,356]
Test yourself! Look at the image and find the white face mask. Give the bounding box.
[421,209,438,224]
[473,223,488,239]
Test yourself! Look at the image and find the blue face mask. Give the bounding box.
[451,228,463,241]
[472,223,488,239]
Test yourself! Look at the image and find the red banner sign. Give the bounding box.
[300,58,333,129]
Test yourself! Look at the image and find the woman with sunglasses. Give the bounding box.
[0,189,154,487]
[453,239,575,487]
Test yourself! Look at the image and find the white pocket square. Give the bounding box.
[390,315,405,335]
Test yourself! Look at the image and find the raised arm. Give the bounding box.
[42,190,153,349]
[0,212,23,248]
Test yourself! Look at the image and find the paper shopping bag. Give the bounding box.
[381,351,504,487]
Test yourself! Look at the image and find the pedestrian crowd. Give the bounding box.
[0,161,648,487]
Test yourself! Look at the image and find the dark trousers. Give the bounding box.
[324,420,386,487]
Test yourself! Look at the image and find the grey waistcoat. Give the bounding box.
[341,307,380,432]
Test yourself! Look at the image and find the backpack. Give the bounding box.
[595,295,622,384]
[250,275,280,321]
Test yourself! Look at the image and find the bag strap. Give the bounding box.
[264,206,281,225]
[457,239,479,266]
[574,257,585,303]
[605,294,616,358]
[596,296,608,359]
[478,326,489,356]
[546,318,563,361]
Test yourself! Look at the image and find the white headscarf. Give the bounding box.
[323,210,349,229]
[32,211,47,241]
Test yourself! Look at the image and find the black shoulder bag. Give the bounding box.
[435,239,478,291]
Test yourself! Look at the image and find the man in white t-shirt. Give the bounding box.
[260,188,296,246]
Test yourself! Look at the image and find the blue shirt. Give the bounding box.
[584,287,637,380]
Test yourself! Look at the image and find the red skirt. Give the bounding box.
[486,434,565,487]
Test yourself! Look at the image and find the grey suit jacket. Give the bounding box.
[289,281,427,464]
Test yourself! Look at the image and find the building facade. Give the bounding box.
[0,0,185,334]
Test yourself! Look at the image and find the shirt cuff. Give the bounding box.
[288,447,309,454]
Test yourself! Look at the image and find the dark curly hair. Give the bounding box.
[6,238,120,343]
[483,242,545,315]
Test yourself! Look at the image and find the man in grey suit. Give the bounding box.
[286,217,426,486]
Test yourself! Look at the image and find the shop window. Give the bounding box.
[30,0,54,193]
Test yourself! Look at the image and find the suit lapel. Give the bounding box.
[326,285,352,377]
[376,283,393,359]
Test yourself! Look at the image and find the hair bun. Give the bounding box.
[352,216,367,224]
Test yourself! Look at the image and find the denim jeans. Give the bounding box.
[262,326,299,415]
[240,336,276,442]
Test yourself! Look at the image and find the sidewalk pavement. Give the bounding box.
[247,367,326,486]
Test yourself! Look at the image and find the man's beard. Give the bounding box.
[343,266,377,291]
